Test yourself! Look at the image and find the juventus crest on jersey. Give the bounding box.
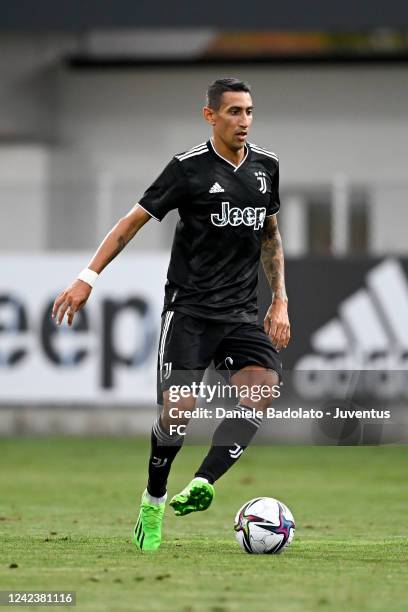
[139,140,280,323]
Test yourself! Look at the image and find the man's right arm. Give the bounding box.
[52,204,151,327]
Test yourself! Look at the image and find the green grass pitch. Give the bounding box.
[1,438,407,611]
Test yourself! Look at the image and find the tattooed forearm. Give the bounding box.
[105,235,127,266]
[85,206,151,276]
[261,216,288,302]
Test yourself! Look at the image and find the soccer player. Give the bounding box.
[52,78,290,551]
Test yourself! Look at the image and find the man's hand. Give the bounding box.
[264,298,290,352]
[52,280,92,327]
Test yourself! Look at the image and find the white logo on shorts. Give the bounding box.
[162,362,172,381]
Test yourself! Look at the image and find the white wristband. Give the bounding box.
[77,268,98,288]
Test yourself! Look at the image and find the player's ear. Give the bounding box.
[203,106,216,126]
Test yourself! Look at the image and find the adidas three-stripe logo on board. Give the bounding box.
[295,259,408,368]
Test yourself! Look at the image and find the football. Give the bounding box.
[234,497,295,554]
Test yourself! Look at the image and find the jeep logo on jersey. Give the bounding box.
[211,202,266,230]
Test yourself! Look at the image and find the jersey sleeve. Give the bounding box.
[267,164,280,216]
[139,158,188,221]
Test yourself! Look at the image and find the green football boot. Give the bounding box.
[132,490,165,551]
[169,478,214,516]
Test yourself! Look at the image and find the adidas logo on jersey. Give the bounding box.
[294,259,408,399]
[209,182,225,193]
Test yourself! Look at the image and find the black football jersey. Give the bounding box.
[139,139,280,322]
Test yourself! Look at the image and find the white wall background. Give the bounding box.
[0,34,407,254]
[55,65,408,185]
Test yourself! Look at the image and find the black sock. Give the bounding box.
[147,416,184,497]
[195,404,263,484]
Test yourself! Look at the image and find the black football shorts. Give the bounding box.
[156,310,282,405]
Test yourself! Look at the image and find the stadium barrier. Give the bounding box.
[1,254,407,438]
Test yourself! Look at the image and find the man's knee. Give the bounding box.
[232,365,280,411]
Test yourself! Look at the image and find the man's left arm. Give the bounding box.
[261,214,290,351]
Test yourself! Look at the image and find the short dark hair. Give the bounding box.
[206,78,251,110]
